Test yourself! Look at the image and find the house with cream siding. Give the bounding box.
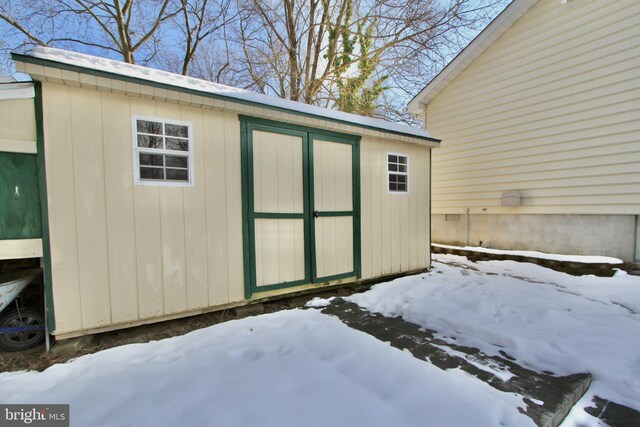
[408,0,640,263]
[0,47,438,344]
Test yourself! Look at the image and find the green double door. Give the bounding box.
[241,118,360,297]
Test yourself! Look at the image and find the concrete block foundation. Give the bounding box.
[432,214,637,263]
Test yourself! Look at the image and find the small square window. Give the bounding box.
[132,116,193,186]
[388,153,408,193]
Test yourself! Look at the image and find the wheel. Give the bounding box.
[0,308,45,352]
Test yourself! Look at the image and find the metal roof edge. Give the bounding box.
[406,0,539,114]
[11,52,441,144]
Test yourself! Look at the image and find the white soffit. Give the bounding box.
[0,81,35,100]
[406,0,539,114]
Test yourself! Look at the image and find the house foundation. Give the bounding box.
[432,214,636,262]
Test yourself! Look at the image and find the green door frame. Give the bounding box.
[240,116,361,298]
[308,133,360,283]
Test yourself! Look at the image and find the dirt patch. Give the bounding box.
[0,286,361,373]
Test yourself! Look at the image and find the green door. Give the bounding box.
[0,152,42,239]
[309,134,359,283]
[241,117,360,298]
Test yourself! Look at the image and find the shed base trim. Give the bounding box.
[52,267,430,340]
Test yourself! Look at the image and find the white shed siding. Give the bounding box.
[0,98,36,152]
[41,80,433,337]
[427,0,640,215]
[42,83,245,335]
[360,138,430,278]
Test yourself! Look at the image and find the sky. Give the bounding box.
[0,0,511,114]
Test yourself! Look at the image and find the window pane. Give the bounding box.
[389,182,397,191]
[166,137,189,151]
[140,153,164,166]
[388,154,397,163]
[389,174,397,184]
[140,167,164,180]
[397,175,406,184]
[137,120,163,135]
[389,163,397,172]
[138,135,163,149]
[398,156,407,165]
[165,124,188,138]
[166,169,189,181]
[397,183,407,192]
[165,155,188,168]
[399,164,407,173]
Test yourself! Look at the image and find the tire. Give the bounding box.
[0,308,45,352]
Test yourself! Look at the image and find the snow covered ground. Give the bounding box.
[432,243,624,264]
[349,254,640,425]
[0,254,637,426]
[0,309,531,426]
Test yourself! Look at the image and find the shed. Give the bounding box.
[407,0,640,263]
[4,47,439,339]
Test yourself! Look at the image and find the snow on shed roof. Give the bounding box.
[20,47,436,141]
[406,0,539,114]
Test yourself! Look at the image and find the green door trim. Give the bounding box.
[308,133,361,284]
[240,116,361,298]
[34,81,56,332]
[241,117,312,298]
[314,211,353,217]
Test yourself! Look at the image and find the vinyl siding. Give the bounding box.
[426,0,640,215]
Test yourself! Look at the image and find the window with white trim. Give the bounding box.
[388,153,408,193]
[132,116,193,186]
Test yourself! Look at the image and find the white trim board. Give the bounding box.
[0,139,37,154]
[0,239,43,260]
[0,82,35,100]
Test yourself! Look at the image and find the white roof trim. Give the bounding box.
[406,0,539,114]
[0,82,35,100]
[22,47,434,141]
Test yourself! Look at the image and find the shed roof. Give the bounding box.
[406,0,539,115]
[12,47,437,143]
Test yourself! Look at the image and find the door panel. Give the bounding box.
[250,129,307,289]
[314,216,353,279]
[313,139,352,212]
[311,137,355,281]
[253,130,304,213]
[254,218,306,287]
[0,153,42,239]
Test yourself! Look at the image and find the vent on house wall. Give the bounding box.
[501,191,522,206]
[445,214,461,222]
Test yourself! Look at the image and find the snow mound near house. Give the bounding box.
[348,254,640,419]
[432,244,624,264]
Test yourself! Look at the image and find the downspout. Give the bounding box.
[635,215,640,263]
[465,208,470,247]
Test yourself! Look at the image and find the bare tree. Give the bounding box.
[172,0,237,75]
[230,0,506,117]
[1,0,507,120]
[0,0,178,64]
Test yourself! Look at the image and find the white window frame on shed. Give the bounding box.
[131,115,194,187]
[387,152,409,194]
